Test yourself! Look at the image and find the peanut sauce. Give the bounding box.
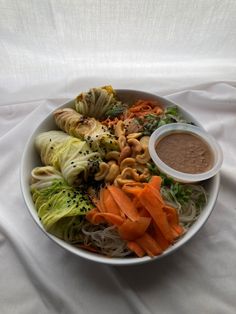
[155,132,214,174]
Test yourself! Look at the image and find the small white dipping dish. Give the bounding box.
[149,123,223,183]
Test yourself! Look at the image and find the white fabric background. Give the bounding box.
[0,1,236,314]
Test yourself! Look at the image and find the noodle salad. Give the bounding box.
[30,86,207,258]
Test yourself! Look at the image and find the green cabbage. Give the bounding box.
[35,131,101,186]
[54,108,119,156]
[31,166,93,243]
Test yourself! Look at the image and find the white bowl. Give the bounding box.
[20,90,220,266]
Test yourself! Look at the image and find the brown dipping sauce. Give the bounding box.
[155,132,214,174]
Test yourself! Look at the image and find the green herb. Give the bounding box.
[105,103,128,118]
[141,105,187,136]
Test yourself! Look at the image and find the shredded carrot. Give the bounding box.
[101,117,120,127]
[124,100,163,119]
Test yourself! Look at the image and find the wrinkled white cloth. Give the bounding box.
[1,1,236,314]
[1,83,235,314]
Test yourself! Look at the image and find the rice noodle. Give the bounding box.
[161,184,207,230]
[81,223,131,257]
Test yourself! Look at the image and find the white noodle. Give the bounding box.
[81,223,131,257]
[161,184,207,231]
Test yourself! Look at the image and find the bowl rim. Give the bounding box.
[20,89,220,266]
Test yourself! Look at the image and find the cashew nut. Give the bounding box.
[120,158,136,172]
[95,162,109,181]
[136,147,151,164]
[119,145,132,163]
[139,136,150,148]
[115,121,125,138]
[127,138,142,154]
[115,177,137,186]
[127,132,142,140]
[105,163,120,182]
[118,135,127,150]
[105,151,120,161]
[120,167,140,181]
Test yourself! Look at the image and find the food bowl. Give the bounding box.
[20,89,220,266]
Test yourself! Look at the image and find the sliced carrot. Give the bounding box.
[148,184,165,203]
[171,224,184,236]
[122,182,144,197]
[86,208,106,224]
[148,176,162,190]
[100,187,121,215]
[107,185,139,221]
[138,207,150,217]
[163,205,179,224]
[127,241,145,257]
[139,185,174,242]
[118,217,151,241]
[136,233,162,257]
[152,225,170,251]
[163,205,184,238]
[95,200,103,212]
[93,212,124,226]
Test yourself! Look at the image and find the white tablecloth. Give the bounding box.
[0,1,236,313]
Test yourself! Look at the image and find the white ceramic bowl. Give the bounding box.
[20,90,220,266]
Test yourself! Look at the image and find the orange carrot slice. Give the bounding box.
[86,208,106,224]
[148,176,162,190]
[118,217,151,241]
[139,186,174,242]
[136,233,162,257]
[163,205,179,225]
[108,185,139,221]
[100,187,121,215]
[127,241,145,257]
[93,213,124,226]
[152,225,170,251]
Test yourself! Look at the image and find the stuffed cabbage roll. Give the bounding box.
[75,85,127,119]
[54,108,119,155]
[35,131,101,186]
[31,166,93,243]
